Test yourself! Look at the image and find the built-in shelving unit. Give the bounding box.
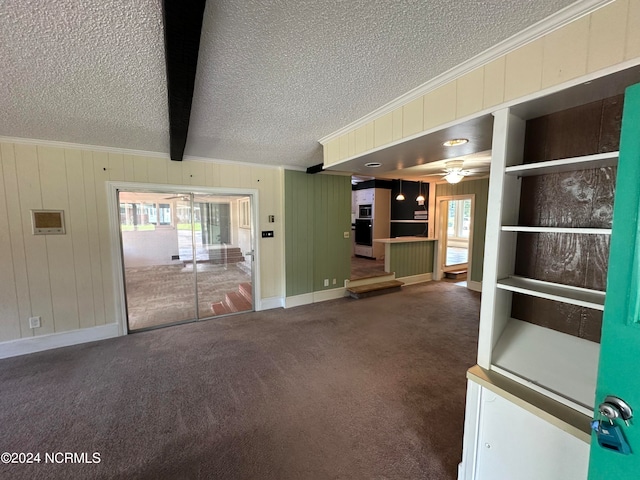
[479,94,623,415]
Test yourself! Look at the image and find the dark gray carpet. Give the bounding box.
[0,281,480,480]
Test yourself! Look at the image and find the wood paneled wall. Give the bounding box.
[388,242,434,278]
[0,142,284,342]
[323,0,640,166]
[511,96,623,343]
[284,171,351,297]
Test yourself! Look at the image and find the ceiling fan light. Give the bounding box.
[444,172,464,184]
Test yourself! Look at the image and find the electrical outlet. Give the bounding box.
[29,316,41,329]
[332,278,336,285]
[343,231,349,238]
[323,279,329,287]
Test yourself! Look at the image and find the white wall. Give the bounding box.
[0,142,284,342]
[122,228,179,267]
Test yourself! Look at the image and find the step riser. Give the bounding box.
[346,273,396,288]
[349,286,402,299]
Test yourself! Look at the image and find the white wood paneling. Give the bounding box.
[147,156,168,184]
[0,146,21,342]
[108,153,125,181]
[83,150,106,326]
[15,144,55,336]
[39,146,80,333]
[0,141,285,343]
[93,151,115,324]
[1,143,32,338]
[65,149,95,330]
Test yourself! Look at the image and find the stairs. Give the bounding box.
[184,247,245,266]
[345,273,404,299]
[445,269,467,280]
[210,282,253,316]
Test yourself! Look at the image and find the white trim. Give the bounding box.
[257,296,284,311]
[284,287,347,308]
[0,323,120,359]
[467,280,482,293]
[314,287,347,302]
[107,182,262,331]
[0,136,286,171]
[397,272,432,285]
[284,293,314,309]
[319,0,613,144]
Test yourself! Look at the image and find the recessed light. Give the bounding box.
[443,138,469,147]
[364,162,381,168]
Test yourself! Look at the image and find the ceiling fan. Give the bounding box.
[439,160,472,184]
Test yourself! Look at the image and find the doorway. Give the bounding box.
[117,189,255,331]
[436,194,474,283]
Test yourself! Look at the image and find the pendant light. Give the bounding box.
[416,181,425,202]
[396,179,405,201]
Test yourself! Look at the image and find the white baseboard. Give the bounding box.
[285,287,347,308]
[256,296,284,311]
[0,323,121,359]
[397,273,432,285]
[467,280,482,292]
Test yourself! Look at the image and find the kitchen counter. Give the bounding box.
[374,236,436,244]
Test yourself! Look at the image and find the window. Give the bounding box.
[120,202,173,231]
[239,198,250,229]
[447,199,471,239]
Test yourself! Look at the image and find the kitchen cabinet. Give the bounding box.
[353,188,390,259]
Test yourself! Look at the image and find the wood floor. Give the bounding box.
[350,255,386,279]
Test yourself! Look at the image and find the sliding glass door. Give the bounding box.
[118,190,254,331]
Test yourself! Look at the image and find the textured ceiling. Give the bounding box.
[1,0,579,168]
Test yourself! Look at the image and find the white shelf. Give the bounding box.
[501,226,611,235]
[497,276,605,310]
[491,319,600,411]
[505,151,618,177]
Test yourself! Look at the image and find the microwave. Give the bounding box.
[358,204,372,218]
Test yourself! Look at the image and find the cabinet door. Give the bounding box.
[588,83,640,477]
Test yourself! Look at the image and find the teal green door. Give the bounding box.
[588,83,640,477]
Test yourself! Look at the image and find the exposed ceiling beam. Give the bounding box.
[162,0,207,161]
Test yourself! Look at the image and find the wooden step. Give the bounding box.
[346,272,396,289]
[346,280,404,299]
[211,301,231,315]
[224,291,252,312]
[239,282,252,302]
[445,270,467,279]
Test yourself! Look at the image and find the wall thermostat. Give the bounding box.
[31,210,66,235]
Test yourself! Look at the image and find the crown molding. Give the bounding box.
[318,0,614,144]
[0,136,289,171]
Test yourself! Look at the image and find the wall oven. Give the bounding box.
[355,219,373,246]
[358,204,372,219]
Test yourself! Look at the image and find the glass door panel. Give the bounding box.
[445,199,470,267]
[194,194,254,318]
[119,191,197,330]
